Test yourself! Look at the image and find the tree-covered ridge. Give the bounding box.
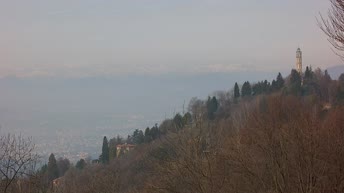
[98,67,344,164]
[51,67,344,193]
[2,67,344,193]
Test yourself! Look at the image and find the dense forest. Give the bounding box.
[1,66,344,193]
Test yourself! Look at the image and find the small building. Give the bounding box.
[116,143,135,157]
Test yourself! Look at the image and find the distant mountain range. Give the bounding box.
[327,65,344,79]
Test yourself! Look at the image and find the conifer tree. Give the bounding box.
[183,112,192,125]
[241,81,252,97]
[150,124,160,140]
[76,159,86,170]
[101,136,109,164]
[304,66,313,84]
[276,72,284,89]
[132,129,144,144]
[144,127,152,143]
[271,79,277,91]
[206,96,218,120]
[47,153,59,182]
[173,113,184,130]
[337,73,344,103]
[234,82,240,98]
[288,69,302,95]
[324,70,332,81]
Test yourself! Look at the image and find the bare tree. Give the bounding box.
[318,0,344,58]
[0,133,38,193]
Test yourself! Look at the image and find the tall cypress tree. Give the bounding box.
[234,82,240,98]
[101,136,109,164]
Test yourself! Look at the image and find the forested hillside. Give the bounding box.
[3,67,344,193]
[3,0,344,192]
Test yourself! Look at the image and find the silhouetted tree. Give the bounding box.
[75,159,86,170]
[288,69,302,95]
[241,81,252,97]
[183,112,192,126]
[339,73,344,82]
[101,136,109,164]
[126,135,133,144]
[150,124,160,140]
[252,80,270,95]
[144,127,152,143]
[57,157,70,177]
[276,72,285,89]
[173,113,184,130]
[271,79,278,91]
[0,134,38,193]
[132,129,145,144]
[304,66,314,85]
[234,82,240,99]
[319,0,344,58]
[47,153,59,182]
[324,70,332,81]
[206,96,218,120]
[337,73,344,103]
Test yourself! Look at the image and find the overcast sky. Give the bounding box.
[0,0,342,78]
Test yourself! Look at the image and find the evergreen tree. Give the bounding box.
[304,66,311,79]
[150,124,160,140]
[271,79,277,91]
[276,72,285,89]
[57,158,70,177]
[132,129,144,144]
[144,127,152,143]
[47,153,59,181]
[304,66,313,84]
[337,73,344,103]
[206,96,218,120]
[75,159,86,170]
[264,80,270,93]
[234,82,240,98]
[173,113,184,130]
[339,73,344,83]
[183,112,192,125]
[324,70,332,81]
[288,69,302,95]
[101,136,109,164]
[38,164,48,175]
[252,80,271,95]
[126,135,133,144]
[241,81,252,97]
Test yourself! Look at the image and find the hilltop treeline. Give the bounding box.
[2,67,344,193]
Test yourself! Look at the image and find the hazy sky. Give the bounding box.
[0,0,342,78]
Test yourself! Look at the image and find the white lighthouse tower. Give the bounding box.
[296,48,302,74]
